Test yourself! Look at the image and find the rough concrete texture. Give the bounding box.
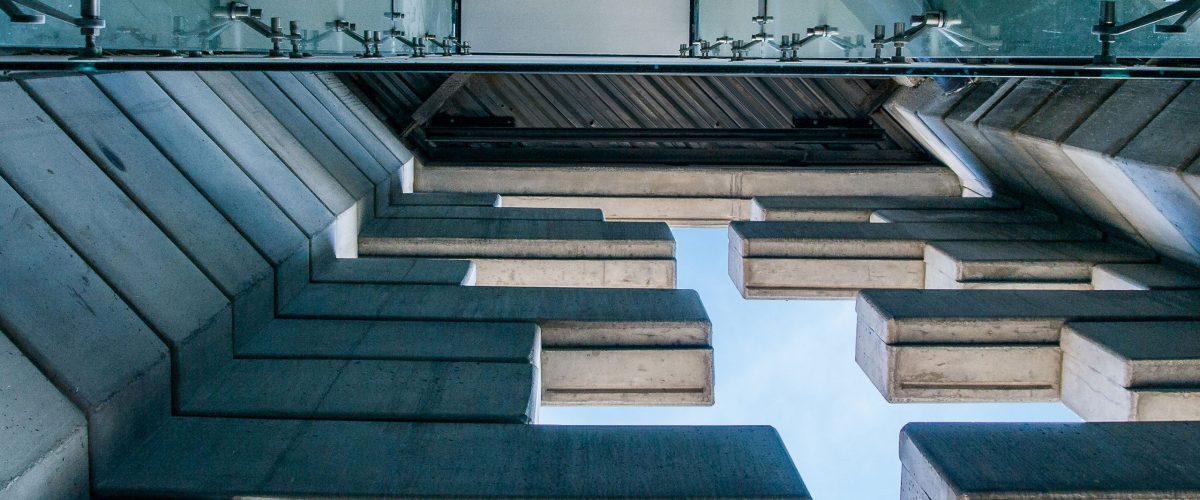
[359,218,675,259]
[237,320,540,363]
[0,332,89,500]
[542,349,714,405]
[470,258,676,289]
[313,257,474,286]
[751,195,1019,222]
[924,241,1156,285]
[855,321,1060,403]
[393,192,501,206]
[418,163,961,197]
[281,284,711,348]
[870,208,1057,224]
[1092,263,1200,290]
[857,290,1200,344]
[883,81,994,196]
[377,205,605,221]
[901,422,1200,499]
[504,195,751,226]
[99,418,810,499]
[1062,322,1200,421]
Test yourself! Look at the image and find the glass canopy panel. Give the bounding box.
[0,0,455,55]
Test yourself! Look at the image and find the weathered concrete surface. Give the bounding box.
[1092,263,1200,290]
[378,205,604,221]
[183,358,537,423]
[471,258,676,289]
[0,176,171,480]
[732,254,924,299]
[870,208,1057,224]
[751,195,1018,222]
[418,163,962,197]
[280,284,711,348]
[312,73,414,166]
[0,332,88,500]
[395,192,501,207]
[359,219,675,259]
[237,320,539,363]
[857,290,1200,344]
[1062,322,1200,421]
[855,321,1060,403]
[883,81,993,196]
[313,257,475,286]
[923,241,1156,288]
[542,349,714,406]
[503,195,751,226]
[99,418,810,499]
[900,422,1200,499]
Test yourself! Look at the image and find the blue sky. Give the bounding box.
[541,227,1079,499]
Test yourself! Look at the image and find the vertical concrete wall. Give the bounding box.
[888,78,1200,269]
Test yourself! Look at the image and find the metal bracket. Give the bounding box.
[1092,0,1200,65]
[1,0,106,59]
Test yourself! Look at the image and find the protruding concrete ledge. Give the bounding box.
[1062,322,1200,421]
[182,358,537,423]
[900,422,1200,499]
[98,418,810,499]
[751,196,1017,222]
[503,195,750,226]
[377,205,604,221]
[394,192,501,207]
[418,163,962,198]
[359,219,675,259]
[236,319,539,363]
[870,208,1057,224]
[0,332,89,499]
[730,222,1101,297]
[1092,263,1200,290]
[280,284,711,348]
[313,257,474,286]
[542,348,714,406]
[857,290,1200,344]
[471,258,675,289]
[924,241,1156,290]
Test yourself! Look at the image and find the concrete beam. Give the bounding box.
[750,195,1018,222]
[313,257,475,286]
[417,163,962,198]
[502,195,751,226]
[542,348,714,406]
[1062,322,1200,421]
[870,208,1057,224]
[394,192,501,207]
[470,258,675,289]
[98,418,810,498]
[377,205,605,221]
[924,241,1156,289]
[1092,263,1200,290]
[359,219,674,259]
[900,422,1200,499]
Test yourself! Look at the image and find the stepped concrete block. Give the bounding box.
[182,359,537,423]
[924,241,1156,285]
[98,418,809,498]
[149,71,334,236]
[750,196,1018,222]
[900,422,1200,499]
[940,80,1042,196]
[0,332,89,499]
[857,290,1200,345]
[0,81,229,403]
[503,195,751,226]
[397,192,501,206]
[418,163,961,197]
[542,348,714,405]
[266,72,389,183]
[1062,322,1200,421]
[855,321,1060,403]
[280,284,711,348]
[17,74,274,312]
[922,268,1091,291]
[1092,263,1200,290]
[314,257,475,286]
[92,72,308,264]
[237,319,539,363]
[1063,80,1196,266]
[313,73,414,165]
[978,79,1083,213]
[0,177,170,478]
[471,258,675,289]
[884,80,992,196]
[197,71,356,215]
[378,205,605,221]
[292,72,404,173]
[359,219,675,259]
[731,255,924,299]
[1013,79,1137,236]
[870,208,1057,224]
